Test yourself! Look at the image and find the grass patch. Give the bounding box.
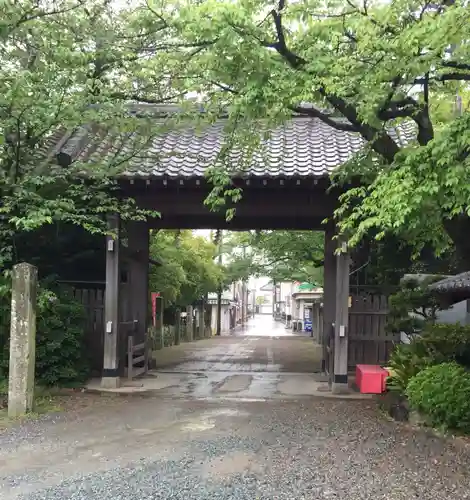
[0,379,65,430]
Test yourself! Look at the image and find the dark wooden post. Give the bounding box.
[175,309,181,345]
[316,303,322,343]
[127,221,150,344]
[322,225,336,377]
[200,297,208,337]
[333,237,350,393]
[215,229,222,336]
[102,214,121,389]
[187,305,194,341]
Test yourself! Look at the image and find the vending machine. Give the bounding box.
[303,307,312,333]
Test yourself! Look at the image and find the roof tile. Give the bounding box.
[54,113,416,179]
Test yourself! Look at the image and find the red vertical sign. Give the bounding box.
[151,292,160,326]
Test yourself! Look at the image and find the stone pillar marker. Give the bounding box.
[8,262,38,418]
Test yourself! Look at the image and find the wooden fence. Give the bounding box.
[72,287,105,375]
[348,293,399,368]
[125,321,149,381]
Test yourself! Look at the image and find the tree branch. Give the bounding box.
[267,7,306,69]
[265,1,401,162]
[290,106,357,132]
[442,61,470,71]
[5,1,85,36]
[110,88,187,104]
[378,96,418,120]
[414,72,470,84]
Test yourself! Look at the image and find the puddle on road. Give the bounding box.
[180,407,250,432]
[201,408,249,418]
[181,420,216,432]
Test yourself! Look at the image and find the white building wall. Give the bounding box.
[210,304,231,334]
[436,300,470,325]
[252,276,273,314]
[401,299,470,343]
[278,281,295,317]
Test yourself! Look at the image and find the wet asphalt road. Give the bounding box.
[1,316,470,499]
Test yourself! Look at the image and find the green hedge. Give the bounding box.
[387,322,470,393]
[406,362,470,433]
[0,285,89,387]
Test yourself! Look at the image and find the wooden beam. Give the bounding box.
[148,215,326,230]
[135,189,336,219]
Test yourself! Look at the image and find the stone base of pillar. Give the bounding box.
[101,376,121,389]
[332,382,350,394]
[332,374,349,394]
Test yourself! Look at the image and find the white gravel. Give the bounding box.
[2,397,470,500]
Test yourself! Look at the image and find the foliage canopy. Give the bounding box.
[149,230,223,306]
[222,231,324,284]
[142,0,470,258]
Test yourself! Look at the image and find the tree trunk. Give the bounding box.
[443,215,470,270]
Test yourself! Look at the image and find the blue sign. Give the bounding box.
[304,319,312,332]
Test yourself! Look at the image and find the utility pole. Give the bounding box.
[215,230,223,336]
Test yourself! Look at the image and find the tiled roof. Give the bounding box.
[48,106,416,179]
[429,272,470,294]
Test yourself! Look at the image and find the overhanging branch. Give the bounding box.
[414,72,470,84]
[291,106,357,132]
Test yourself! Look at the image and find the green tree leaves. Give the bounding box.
[0,1,172,273]
[149,230,223,306]
[144,0,470,259]
[222,230,324,284]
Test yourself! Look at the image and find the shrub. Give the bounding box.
[0,284,89,387]
[406,362,470,432]
[387,322,470,393]
[387,276,447,338]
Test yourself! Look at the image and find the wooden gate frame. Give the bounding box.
[347,293,399,367]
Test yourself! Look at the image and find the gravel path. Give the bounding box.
[2,396,470,500]
[2,332,470,499]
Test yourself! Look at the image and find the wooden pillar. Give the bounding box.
[102,214,121,389]
[319,304,323,342]
[187,305,194,341]
[216,230,223,336]
[313,303,321,343]
[332,237,351,394]
[126,221,150,344]
[322,225,336,376]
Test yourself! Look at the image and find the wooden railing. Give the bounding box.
[122,320,149,381]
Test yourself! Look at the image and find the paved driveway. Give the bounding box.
[1,318,470,499]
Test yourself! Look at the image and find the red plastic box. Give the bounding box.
[356,364,389,394]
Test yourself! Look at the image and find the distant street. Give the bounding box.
[236,314,303,337]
